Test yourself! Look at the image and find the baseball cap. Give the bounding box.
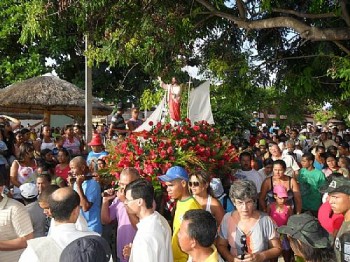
[277,213,332,248]
[20,183,39,199]
[158,166,188,182]
[273,185,288,198]
[59,235,112,262]
[319,176,350,195]
[338,142,349,149]
[210,178,225,198]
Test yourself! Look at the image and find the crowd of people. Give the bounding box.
[0,112,350,262]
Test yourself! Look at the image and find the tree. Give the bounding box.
[3,0,350,130]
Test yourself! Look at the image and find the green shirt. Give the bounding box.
[298,168,326,211]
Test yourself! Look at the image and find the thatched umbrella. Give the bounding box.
[0,75,112,123]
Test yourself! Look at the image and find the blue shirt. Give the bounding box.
[86,151,108,166]
[313,159,324,171]
[74,178,102,234]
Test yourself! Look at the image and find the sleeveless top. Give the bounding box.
[269,202,289,227]
[266,177,294,208]
[12,160,37,198]
[40,139,55,151]
[206,195,212,213]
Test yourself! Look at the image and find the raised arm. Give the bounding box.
[1,115,21,130]
[158,76,168,90]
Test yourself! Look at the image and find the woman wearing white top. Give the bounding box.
[34,125,55,153]
[189,170,225,226]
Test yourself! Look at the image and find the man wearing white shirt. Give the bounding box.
[122,179,173,262]
[19,187,99,262]
[235,152,264,193]
[269,143,300,179]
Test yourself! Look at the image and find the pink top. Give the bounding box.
[63,137,81,156]
[269,203,290,227]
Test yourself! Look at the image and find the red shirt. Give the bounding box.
[55,164,70,181]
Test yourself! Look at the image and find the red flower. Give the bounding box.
[148,121,154,126]
[193,125,200,131]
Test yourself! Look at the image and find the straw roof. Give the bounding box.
[0,75,112,116]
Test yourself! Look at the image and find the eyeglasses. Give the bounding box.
[235,199,255,207]
[240,234,248,259]
[188,181,200,187]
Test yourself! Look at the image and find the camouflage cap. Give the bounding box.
[319,176,350,195]
[277,213,332,249]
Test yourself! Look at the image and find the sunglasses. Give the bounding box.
[188,181,200,187]
[240,234,248,259]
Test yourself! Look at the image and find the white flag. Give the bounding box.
[134,96,166,132]
[188,81,214,124]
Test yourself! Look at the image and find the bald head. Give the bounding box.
[70,156,88,176]
[70,156,87,167]
[48,187,80,222]
[121,167,140,180]
[119,167,141,190]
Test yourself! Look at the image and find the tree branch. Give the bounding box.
[194,0,350,41]
[340,0,350,27]
[272,8,337,19]
[333,41,350,55]
[236,0,246,19]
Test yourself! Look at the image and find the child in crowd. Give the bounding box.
[51,136,64,158]
[267,185,293,262]
[55,148,71,182]
[37,165,65,188]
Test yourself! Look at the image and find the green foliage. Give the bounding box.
[140,84,164,111]
[314,110,336,125]
[1,0,350,132]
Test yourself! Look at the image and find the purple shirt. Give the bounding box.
[109,198,137,262]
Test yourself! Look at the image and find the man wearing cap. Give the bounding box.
[108,102,126,139]
[320,176,350,261]
[86,134,108,169]
[277,213,334,261]
[59,235,112,262]
[0,175,33,262]
[158,166,202,262]
[20,183,46,238]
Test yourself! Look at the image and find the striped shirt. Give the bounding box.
[0,195,33,262]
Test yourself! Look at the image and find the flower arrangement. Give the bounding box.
[101,119,238,189]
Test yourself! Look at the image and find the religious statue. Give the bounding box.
[158,76,181,122]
